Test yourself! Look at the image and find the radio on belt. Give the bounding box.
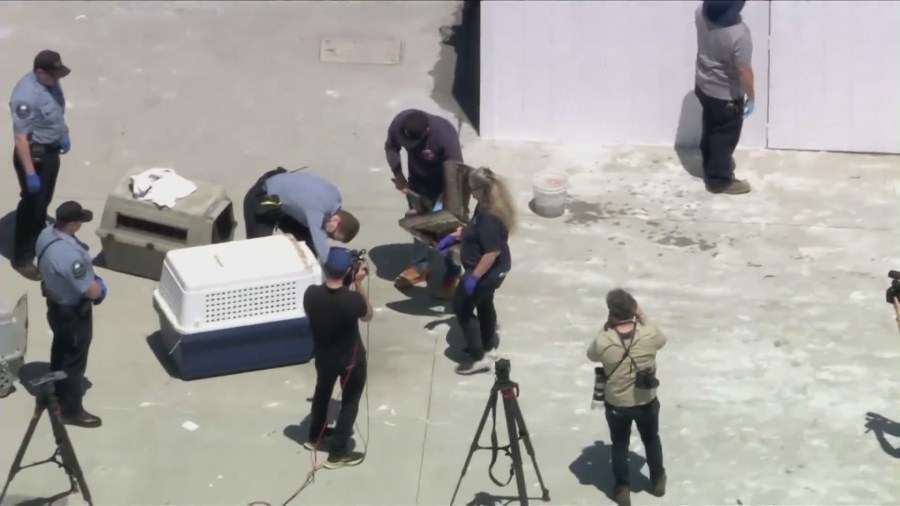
[151,234,322,380]
[95,174,236,281]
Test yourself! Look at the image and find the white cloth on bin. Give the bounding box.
[130,168,198,208]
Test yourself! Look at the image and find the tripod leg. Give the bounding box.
[450,387,499,506]
[510,399,550,502]
[501,392,530,506]
[49,410,93,505]
[0,408,45,504]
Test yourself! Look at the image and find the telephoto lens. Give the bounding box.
[592,367,606,410]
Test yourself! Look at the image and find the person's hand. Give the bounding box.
[635,305,644,319]
[95,276,108,303]
[354,261,369,283]
[462,272,479,296]
[450,227,463,240]
[60,133,71,154]
[392,175,409,194]
[25,173,40,193]
[436,234,458,255]
[743,96,754,119]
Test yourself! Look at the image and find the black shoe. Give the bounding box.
[650,473,667,497]
[61,410,102,428]
[303,427,335,450]
[324,451,365,469]
[11,261,41,281]
[0,385,16,399]
[613,484,631,506]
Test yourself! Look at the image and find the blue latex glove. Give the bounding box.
[60,134,71,154]
[25,173,40,193]
[462,273,479,296]
[436,234,457,255]
[743,97,754,119]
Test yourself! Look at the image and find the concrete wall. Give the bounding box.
[479,0,900,154]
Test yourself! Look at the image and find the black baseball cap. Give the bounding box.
[55,201,93,224]
[400,110,429,146]
[33,50,71,78]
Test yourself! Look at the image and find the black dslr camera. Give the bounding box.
[634,368,660,390]
[343,249,368,287]
[495,358,512,383]
[886,270,900,304]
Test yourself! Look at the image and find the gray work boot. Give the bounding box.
[707,179,751,194]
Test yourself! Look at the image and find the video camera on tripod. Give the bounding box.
[343,248,368,287]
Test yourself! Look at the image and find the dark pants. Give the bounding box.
[47,301,93,414]
[604,398,665,486]
[242,170,317,256]
[695,87,744,189]
[309,359,367,457]
[12,146,61,265]
[452,277,502,361]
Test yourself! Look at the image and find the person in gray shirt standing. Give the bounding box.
[694,0,754,195]
[8,50,73,279]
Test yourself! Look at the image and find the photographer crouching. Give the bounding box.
[302,248,373,469]
[586,289,667,506]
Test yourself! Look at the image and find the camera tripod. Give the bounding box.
[0,371,93,506]
[450,359,550,506]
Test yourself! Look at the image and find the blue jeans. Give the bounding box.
[411,199,461,277]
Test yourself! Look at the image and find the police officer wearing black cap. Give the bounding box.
[9,50,73,279]
[35,201,107,428]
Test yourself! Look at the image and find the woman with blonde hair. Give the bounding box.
[437,166,516,374]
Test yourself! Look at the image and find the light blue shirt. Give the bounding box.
[264,170,342,264]
[36,226,95,306]
[9,71,67,144]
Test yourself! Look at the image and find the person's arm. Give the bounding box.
[436,118,464,164]
[62,259,103,300]
[385,113,404,176]
[305,211,332,265]
[636,306,666,350]
[733,30,754,100]
[352,263,374,322]
[586,333,606,362]
[10,100,36,175]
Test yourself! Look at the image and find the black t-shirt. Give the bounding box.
[303,284,367,366]
[459,205,511,281]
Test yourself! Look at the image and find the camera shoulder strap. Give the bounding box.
[601,333,637,380]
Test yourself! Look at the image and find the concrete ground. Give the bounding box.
[1,1,899,505]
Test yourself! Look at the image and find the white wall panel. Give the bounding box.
[767,1,900,154]
[479,0,770,149]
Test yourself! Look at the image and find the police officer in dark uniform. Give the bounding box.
[36,201,106,428]
[436,167,515,375]
[9,50,72,279]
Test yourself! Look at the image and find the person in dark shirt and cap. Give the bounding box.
[302,247,373,469]
[385,109,465,298]
[694,0,755,194]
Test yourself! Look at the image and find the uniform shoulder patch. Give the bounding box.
[71,261,86,279]
[14,103,31,119]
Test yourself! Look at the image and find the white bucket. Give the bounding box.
[531,170,569,218]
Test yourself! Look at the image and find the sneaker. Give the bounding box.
[324,451,365,469]
[433,274,459,299]
[613,484,631,506]
[302,427,335,451]
[394,265,428,289]
[485,348,500,361]
[60,409,102,429]
[706,179,751,195]
[455,357,493,375]
[650,473,667,497]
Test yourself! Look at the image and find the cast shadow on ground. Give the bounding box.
[464,492,537,506]
[569,440,652,501]
[431,0,481,133]
[0,210,14,261]
[864,412,900,459]
[16,361,93,398]
[2,491,77,506]
[145,331,182,380]
[424,316,468,365]
[283,397,356,452]
[674,89,704,179]
[369,243,453,317]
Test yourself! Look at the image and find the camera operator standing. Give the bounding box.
[437,167,515,375]
[302,248,373,469]
[586,289,667,506]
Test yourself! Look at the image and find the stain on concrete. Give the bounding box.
[565,200,607,225]
[655,234,717,251]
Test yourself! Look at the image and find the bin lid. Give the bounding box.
[163,235,317,291]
